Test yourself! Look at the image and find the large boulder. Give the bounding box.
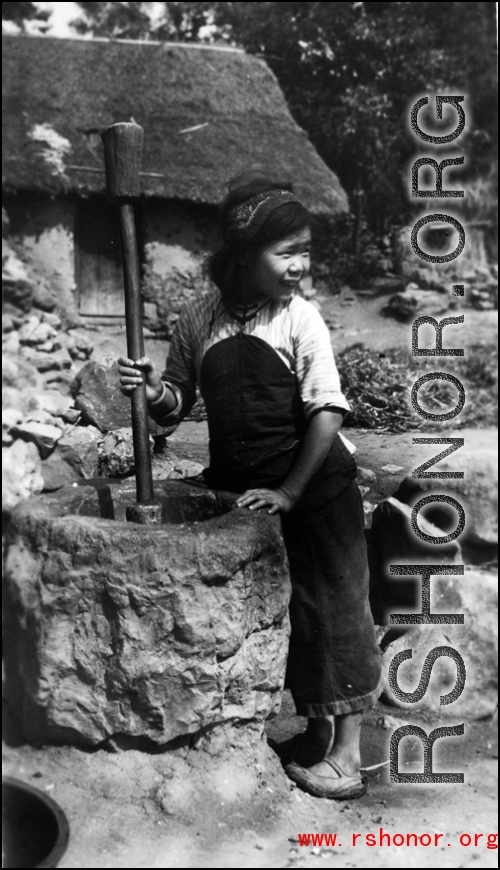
[71,359,133,431]
[71,359,168,435]
[393,447,498,560]
[380,568,497,720]
[3,481,291,747]
[368,496,462,623]
[381,287,459,322]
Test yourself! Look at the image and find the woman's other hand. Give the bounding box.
[117,356,163,403]
[234,487,295,515]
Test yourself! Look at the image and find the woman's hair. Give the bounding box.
[205,173,311,304]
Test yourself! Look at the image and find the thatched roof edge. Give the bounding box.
[2,35,348,218]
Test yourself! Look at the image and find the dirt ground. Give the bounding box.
[3,693,498,869]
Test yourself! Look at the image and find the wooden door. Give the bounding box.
[76,197,126,317]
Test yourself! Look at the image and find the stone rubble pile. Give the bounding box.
[2,243,202,511]
[380,225,498,320]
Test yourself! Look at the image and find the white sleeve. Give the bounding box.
[292,301,350,420]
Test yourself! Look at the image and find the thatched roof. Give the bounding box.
[2,34,348,217]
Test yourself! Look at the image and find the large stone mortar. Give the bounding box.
[3,481,291,746]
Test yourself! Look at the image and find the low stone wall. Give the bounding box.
[3,480,291,747]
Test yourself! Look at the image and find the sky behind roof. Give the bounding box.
[2,2,166,38]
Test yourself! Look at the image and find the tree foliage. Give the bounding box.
[2,2,49,27]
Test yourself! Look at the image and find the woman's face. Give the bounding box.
[244,227,311,304]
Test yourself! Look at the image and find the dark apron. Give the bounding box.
[199,331,382,715]
[200,333,357,506]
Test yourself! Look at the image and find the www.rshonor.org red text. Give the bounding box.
[296,830,498,849]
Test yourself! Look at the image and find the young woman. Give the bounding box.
[118,176,382,800]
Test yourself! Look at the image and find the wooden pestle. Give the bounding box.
[101,122,162,524]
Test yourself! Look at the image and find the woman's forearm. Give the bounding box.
[279,409,343,504]
[148,381,180,416]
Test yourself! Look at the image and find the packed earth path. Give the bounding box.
[3,662,497,869]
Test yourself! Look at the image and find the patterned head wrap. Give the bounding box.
[224,189,300,243]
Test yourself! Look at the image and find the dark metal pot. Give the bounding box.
[2,777,70,868]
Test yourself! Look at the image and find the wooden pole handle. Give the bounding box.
[101,122,156,510]
[101,122,144,201]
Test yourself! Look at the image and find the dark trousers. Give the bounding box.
[282,480,382,717]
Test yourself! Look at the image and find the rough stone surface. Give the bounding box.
[167,458,205,480]
[2,252,34,311]
[35,389,75,418]
[98,427,154,478]
[12,420,62,458]
[41,426,101,490]
[19,319,58,347]
[380,568,497,720]
[64,329,94,361]
[2,439,44,511]
[394,447,498,552]
[31,284,57,312]
[21,347,73,373]
[3,481,291,746]
[72,359,168,434]
[71,359,134,431]
[382,288,458,322]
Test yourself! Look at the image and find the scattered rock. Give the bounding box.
[357,466,377,484]
[41,427,100,491]
[42,371,73,395]
[71,359,132,431]
[469,286,497,311]
[3,482,291,745]
[372,276,405,294]
[98,427,154,478]
[19,319,58,347]
[380,568,497,719]
[32,284,57,312]
[381,288,458,322]
[60,408,81,424]
[2,330,20,355]
[2,275,34,312]
[24,409,66,430]
[12,420,62,458]
[2,313,20,333]
[2,408,23,445]
[24,348,73,373]
[393,446,498,559]
[381,464,405,474]
[2,350,44,413]
[35,389,75,418]
[64,329,94,361]
[168,459,205,480]
[2,439,44,511]
[42,311,62,329]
